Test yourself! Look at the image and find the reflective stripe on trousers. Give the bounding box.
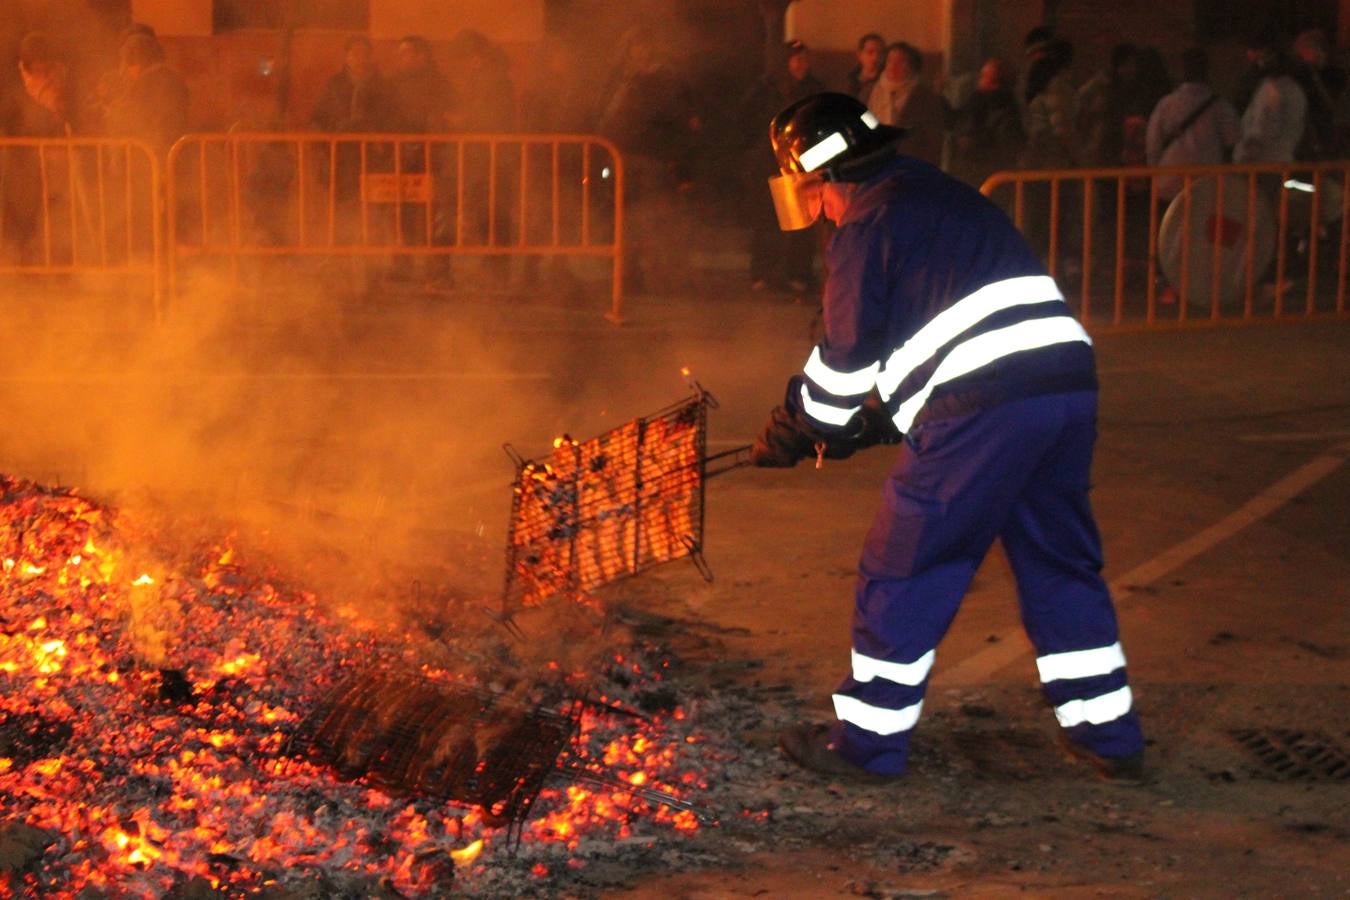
[827,392,1144,775]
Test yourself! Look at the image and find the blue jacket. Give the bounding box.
[796,155,1096,435]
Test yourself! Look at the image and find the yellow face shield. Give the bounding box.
[768,171,825,231]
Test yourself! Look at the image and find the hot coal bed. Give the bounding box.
[0,473,763,898]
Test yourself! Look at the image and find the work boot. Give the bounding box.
[1057,733,1148,785]
[778,723,901,783]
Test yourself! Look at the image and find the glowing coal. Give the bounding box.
[0,475,707,896]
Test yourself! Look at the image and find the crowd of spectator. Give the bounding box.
[2,23,189,152]
[753,24,1348,298]
[2,17,1347,295]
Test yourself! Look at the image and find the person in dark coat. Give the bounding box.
[1291,28,1348,160]
[103,32,188,157]
[310,35,394,244]
[386,35,456,281]
[948,57,1023,187]
[843,32,885,102]
[597,28,703,294]
[3,33,78,264]
[311,34,392,134]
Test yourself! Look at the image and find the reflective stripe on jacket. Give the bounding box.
[798,156,1096,435]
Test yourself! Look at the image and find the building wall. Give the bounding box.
[782,0,1049,90]
[130,0,544,41]
[130,0,212,36]
[369,0,543,41]
[127,0,547,130]
[784,0,950,91]
[786,0,948,56]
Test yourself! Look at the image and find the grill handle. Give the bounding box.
[703,444,754,479]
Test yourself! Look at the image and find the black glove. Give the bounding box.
[751,380,902,469]
[855,394,903,450]
[750,404,819,468]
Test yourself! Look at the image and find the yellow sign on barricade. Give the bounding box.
[360,173,434,204]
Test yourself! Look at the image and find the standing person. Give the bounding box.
[311,34,391,134]
[388,34,456,285]
[1145,47,1239,201]
[948,57,1024,187]
[520,37,597,295]
[1016,26,1057,121]
[1145,47,1240,304]
[1291,28,1347,160]
[1075,43,1139,169]
[1020,38,1079,266]
[1233,38,1308,164]
[866,42,945,166]
[844,32,885,103]
[14,32,77,136]
[390,34,455,133]
[751,92,1145,782]
[597,28,702,294]
[447,28,519,284]
[4,33,77,265]
[102,32,188,157]
[1021,37,1077,169]
[1124,47,1173,168]
[311,36,393,253]
[738,38,825,294]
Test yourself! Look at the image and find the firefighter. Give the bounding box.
[751,92,1145,781]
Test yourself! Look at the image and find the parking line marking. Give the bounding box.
[1239,429,1350,443]
[935,440,1350,685]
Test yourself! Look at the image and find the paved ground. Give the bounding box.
[1,272,1347,896]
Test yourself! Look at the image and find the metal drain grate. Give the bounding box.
[1230,728,1350,781]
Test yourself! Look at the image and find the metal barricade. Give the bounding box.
[0,137,162,319]
[981,162,1350,331]
[167,133,625,320]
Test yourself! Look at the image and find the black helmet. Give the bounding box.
[769,91,905,181]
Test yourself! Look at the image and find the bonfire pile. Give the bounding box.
[0,475,705,897]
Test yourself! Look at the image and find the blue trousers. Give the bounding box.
[828,391,1145,775]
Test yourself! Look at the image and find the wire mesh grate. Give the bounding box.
[288,671,582,826]
[502,392,711,615]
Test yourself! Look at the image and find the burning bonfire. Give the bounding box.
[0,474,710,897]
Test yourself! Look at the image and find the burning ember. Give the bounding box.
[0,475,709,896]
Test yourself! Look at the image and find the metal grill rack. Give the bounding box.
[288,671,582,830]
[501,388,747,618]
[287,670,719,839]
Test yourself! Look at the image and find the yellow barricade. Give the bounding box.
[167,132,626,321]
[0,137,162,319]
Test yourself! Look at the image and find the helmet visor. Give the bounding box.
[768,171,824,231]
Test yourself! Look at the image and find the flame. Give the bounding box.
[30,758,63,776]
[106,825,165,868]
[215,653,260,676]
[132,573,155,586]
[449,839,484,864]
[33,637,68,673]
